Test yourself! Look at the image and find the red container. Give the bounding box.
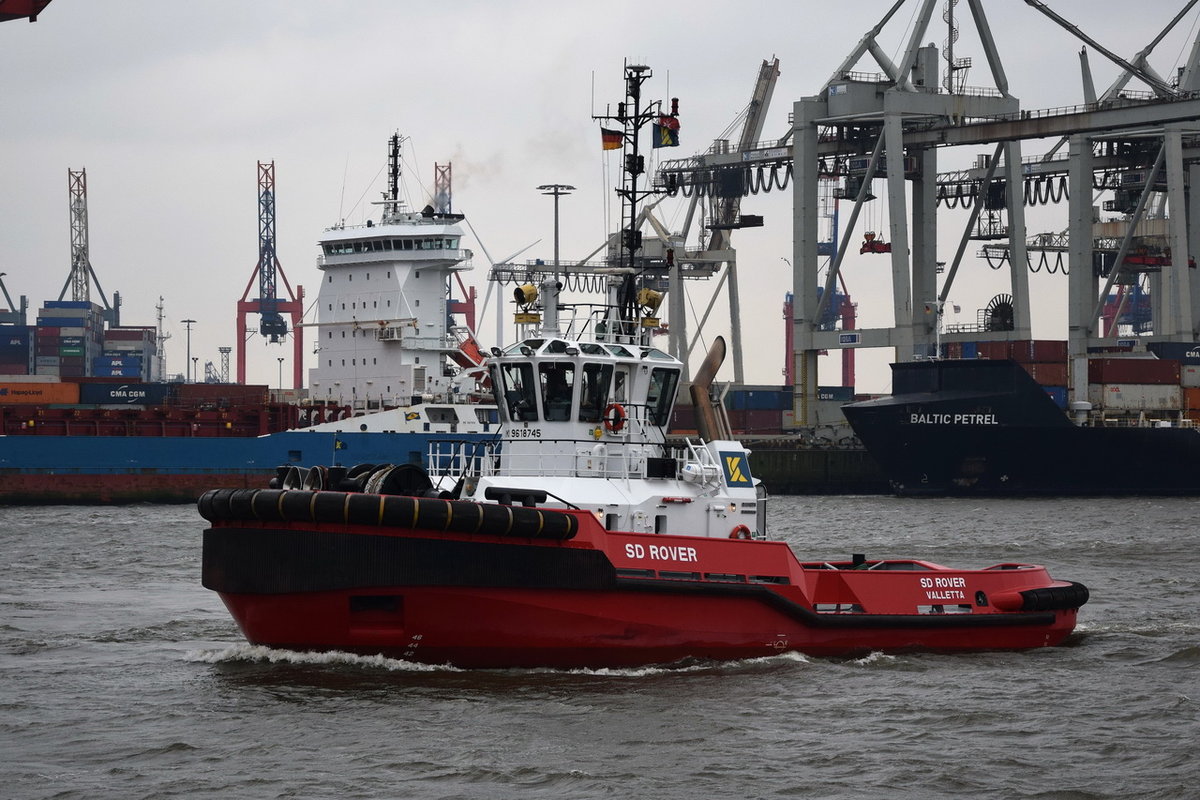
[1012,339,1068,363]
[1022,362,1069,385]
[1088,357,1180,385]
[977,341,1011,360]
[104,327,156,342]
[177,383,269,406]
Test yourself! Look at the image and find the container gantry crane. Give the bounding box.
[236,161,303,387]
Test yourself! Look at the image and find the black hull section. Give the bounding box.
[844,359,1200,496]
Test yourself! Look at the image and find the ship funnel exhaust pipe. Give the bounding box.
[690,336,730,442]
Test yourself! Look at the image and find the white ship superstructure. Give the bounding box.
[309,138,477,412]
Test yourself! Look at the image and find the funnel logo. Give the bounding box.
[719,451,753,487]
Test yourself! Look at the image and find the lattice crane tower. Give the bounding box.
[236,161,304,387]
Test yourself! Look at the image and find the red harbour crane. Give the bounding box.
[236,161,303,387]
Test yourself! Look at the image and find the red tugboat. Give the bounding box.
[200,283,1088,668]
[200,69,1085,667]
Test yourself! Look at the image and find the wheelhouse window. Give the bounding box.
[646,368,680,427]
[578,363,613,423]
[539,362,576,421]
[498,362,538,421]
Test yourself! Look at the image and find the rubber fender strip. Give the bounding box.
[444,500,453,531]
[615,577,1059,630]
[343,492,351,524]
[377,495,385,526]
[309,491,318,521]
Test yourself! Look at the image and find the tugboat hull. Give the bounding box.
[201,488,1085,669]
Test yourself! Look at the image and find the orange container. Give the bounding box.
[0,380,80,405]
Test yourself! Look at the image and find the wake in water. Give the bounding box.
[182,644,814,677]
[184,643,460,673]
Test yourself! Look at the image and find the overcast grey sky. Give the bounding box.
[2,1,1197,390]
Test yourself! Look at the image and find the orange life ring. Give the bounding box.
[729,524,752,540]
[603,403,627,433]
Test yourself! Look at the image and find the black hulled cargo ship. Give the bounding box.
[842,356,1200,496]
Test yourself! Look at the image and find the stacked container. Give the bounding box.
[1087,357,1182,412]
[99,327,157,380]
[34,301,104,377]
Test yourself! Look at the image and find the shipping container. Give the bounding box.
[976,340,1010,360]
[59,346,85,357]
[0,364,30,375]
[176,382,270,406]
[34,356,60,367]
[1043,386,1068,409]
[1184,386,1200,410]
[59,336,84,347]
[1088,383,1182,411]
[58,327,87,337]
[78,382,170,405]
[95,355,145,369]
[104,328,156,342]
[0,326,32,347]
[43,300,97,311]
[0,374,60,383]
[961,341,978,359]
[36,316,88,328]
[817,385,855,402]
[1021,362,1069,385]
[60,366,85,377]
[1010,339,1068,363]
[59,355,85,367]
[35,326,60,336]
[92,366,145,378]
[1088,357,1180,385]
[1183,364,1200,388]
[941,341,963,359]
[1146,341,1200,364]
[0,381,80,404]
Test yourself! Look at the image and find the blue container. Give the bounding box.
[1043,386,1068,409]
[78,382,167,405]
[93,356,143,370]
[37,317,87,328]
[44,300,94,310]
[92,366,146,379]
[0,326,31,347]
[961,341,979,359]
[1146,341,1200,364]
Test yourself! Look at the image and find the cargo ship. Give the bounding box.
[0,139,496,505]
[843,340,1200,496]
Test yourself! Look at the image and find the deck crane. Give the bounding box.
[235,161,303,387]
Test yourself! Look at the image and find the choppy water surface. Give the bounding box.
[1,497,1196,799]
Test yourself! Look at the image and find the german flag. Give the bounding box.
[601,127,623,150]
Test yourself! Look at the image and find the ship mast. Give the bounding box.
[594,63,676,344]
